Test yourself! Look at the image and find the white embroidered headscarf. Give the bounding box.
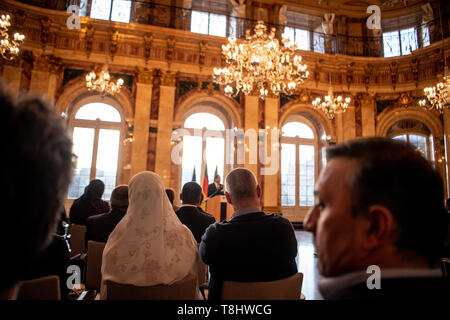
[100,171,198,295]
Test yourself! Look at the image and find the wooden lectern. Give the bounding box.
[205,195,233,222]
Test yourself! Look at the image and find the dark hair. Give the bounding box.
[165,188,175,205]
[86,179,105,199]
[181,182,202,205]
[327,137,447,265]
[0,82,73,290]
[214,175,220,180]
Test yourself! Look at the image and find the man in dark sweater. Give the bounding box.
[304,138,449,300]
[176,182,215,243]
[199,168,298,300]
[86,185,128,245]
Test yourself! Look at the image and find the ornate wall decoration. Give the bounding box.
[166,36,176,69]
[199,41,207,71]
[110,29,120,61]
[84,24,94,58]
[390,62,398,91]
[144,33,153,66]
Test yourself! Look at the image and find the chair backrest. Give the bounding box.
[17,275,61,300]
[68,224,86,258]
[197,256,208,285]
[442,258,450,277]
[222,273,304,300]
[86,240,106,291]
[105,274,197,300]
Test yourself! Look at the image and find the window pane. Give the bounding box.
[393,135,407,142]
[296,29,310,51]
[281,143,296,206]
[408,134,427,158]
[111,0,131,23]
[422,26,430,47]
[95,129,120,200]
[313,32,324,53]
[299,145,314,206]
[282,122,314,139]
[209,13,226,37]
[75,103,121,122]
[383,31,400,57]
[191,10,209,35]
[284,27,296,45]
[184,112,225,130]
[181,135,203,188]
[400,27,417,55]
[79,0,88,16]
[90,0,112,20]
[205,138,224,183]
[68,127,95,199]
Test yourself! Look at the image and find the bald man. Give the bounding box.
[199,168,298,300]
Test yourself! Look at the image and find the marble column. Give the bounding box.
[263,96,279,212]
[131,69,153,177]
[29,55,61,102]
[1,60,22,96]
[360,95,376,137]
[244,94,259,177]
[154,70,176,188]
[343,105,356,141]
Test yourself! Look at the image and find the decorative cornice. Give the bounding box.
[136,67,154,84]
[161,70,177,87]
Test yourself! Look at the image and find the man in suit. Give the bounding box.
[86,185,129,245]
[207,175,224,197]
[304,137,449,299]
[199,168,298,300]
[176,182,215,243]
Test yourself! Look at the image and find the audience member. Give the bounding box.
[166,188,180,212]
[207,175,224,197]
[69,179,110,225]
[0,81,73,300]
[101,171,198,299]
[199,168,298,300]
[24,234,71,299]
[176,182,215,243]
[304,137,450,299]
[86,185,129,245]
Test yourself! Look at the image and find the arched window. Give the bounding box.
[68,102,123,200]
[388,119,434,161]
[181,112,226,190]
[280,120,316,208]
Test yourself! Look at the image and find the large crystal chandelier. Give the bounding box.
[213,20,309,100]
[312,87,351,120]
[86,61,124,96]
[418,67,450,113]
[0,14,25,60]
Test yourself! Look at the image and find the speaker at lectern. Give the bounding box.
[205,195,233,221]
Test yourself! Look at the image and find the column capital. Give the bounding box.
[161,70,177,87]
[136,67,153,84]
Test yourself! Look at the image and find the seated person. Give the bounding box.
[69,179,110,226]
[199,168,298,300]
[304,137,450,299]
[176,182,215,243]
[24,234,70,299]
[207,175,224,197]
[166,188,180,212]
[100,171,198,299]
[0,82,73,299]
[86,185,129,245]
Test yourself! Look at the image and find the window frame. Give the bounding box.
[68,100,126,199]
[89,0,132,23]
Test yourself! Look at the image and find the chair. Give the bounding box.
[442,258,450,278]
[85,240,106,291]
[68,224,87,258]
[17,275,61,300]
[104,274,197,300]
[221,273,304,300]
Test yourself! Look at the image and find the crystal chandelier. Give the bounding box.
[312,87,351,120]
[85,61,124,96]
[213,20,309,100]
[0,14,25,60]
[418,67,450,113]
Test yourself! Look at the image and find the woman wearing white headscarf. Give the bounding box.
[100,171,198,299]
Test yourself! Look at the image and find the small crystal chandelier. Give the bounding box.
[418,67,450,113]
[312,75,351,120]
[213,20,309,100]
[0,14,25,60]
[85,61,124,96]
